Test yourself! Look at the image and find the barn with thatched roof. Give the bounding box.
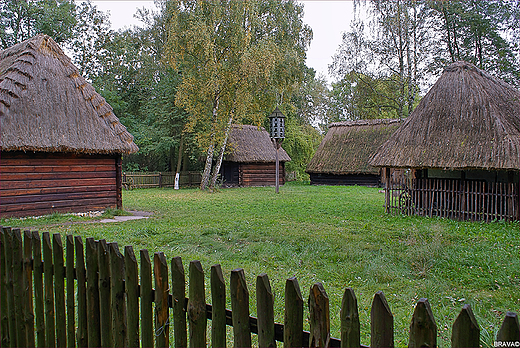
[305,119,401,186]
[370,61,519,221]
[0,34,138,218]
[220,125,291,187]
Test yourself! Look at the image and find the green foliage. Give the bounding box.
[0,0,77,48]
[427,0,520,86]
[282,117,322,180]
[5,185,519,347]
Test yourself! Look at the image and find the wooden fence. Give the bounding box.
[2,227,519,348]
[386,177,519,222]
[123,172,202,189]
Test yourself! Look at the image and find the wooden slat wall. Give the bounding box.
[240,163,286,187]
[0,151,118,218]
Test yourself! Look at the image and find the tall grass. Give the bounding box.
[3,182,519,347]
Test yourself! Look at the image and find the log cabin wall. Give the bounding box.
[239,163,285,187]
[0,151,119,218]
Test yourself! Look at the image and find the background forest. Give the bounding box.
[1,0,519,184]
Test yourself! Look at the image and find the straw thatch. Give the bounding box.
[306,119,401,175]
[225,124,291,163]
[0,34,138,154]
[370,61,519,170]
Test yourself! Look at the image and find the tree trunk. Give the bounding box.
[209,116,233,189]
[200,144,214,190]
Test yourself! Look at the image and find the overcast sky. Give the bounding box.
[91,0,357,82]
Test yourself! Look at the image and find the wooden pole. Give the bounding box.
[275,140,280,194]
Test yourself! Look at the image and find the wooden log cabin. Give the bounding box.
[0,35,138,218]
[306,119,401,186]
[370,61,520,222]
[220,125,291,187]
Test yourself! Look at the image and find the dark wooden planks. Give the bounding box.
[0,151,119,218]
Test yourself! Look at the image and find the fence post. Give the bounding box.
[125,246,140,348]
[340,288,360,348]
[32,231,45,348]
[211,264,227,348]
[0,228,9,347]
[23,230,35,348]
[408,298,437,348]
[451,304,479,348]
[98,240,113,347]
[140,250,154,348]
[85,238,100,347]
[308,282,330,348]
[257,273,276,348]
[66,235,75,348]
[188,260,207,347]
[42,232,56,348]
[12,229,26,348]
[370,291,394,348]
[497,312,520,345]
[53,233,66,348]
[230,268,252,348]
[110,243,127,347]
[284,277,303,348]
[75,236,88,348]
[154,252,170,348]
[171,256,187,348]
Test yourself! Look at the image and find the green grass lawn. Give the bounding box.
[3,182,519,347]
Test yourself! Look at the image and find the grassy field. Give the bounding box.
[3,182,519,347]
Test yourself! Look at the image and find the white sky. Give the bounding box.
[90,0,356,82]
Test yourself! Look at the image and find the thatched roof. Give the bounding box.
[225,125,291,163]
[306,119,401,175]
[0,34,138,154]
[370,61,519,170]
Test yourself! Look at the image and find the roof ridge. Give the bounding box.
[329,118,401,128]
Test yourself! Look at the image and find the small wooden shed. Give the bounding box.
[0,34,138,218]
[306,119,401,186]
[370,61,519,221]
[220,125,291,187]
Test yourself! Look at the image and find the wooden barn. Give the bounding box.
[370,61,519,222]
[220,125,291,187]
[0,34,138,218]
[306,119,401,186]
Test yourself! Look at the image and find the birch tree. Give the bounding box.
[167,0,311,190]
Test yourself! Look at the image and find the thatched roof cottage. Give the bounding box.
[306,119,401,186]
[1,34,138,217]
[370,61,519,221]
[221,125,291,187]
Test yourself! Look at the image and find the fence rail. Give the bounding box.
[122,172,202,189]
[386,177,519,222]
[1,227,519,348]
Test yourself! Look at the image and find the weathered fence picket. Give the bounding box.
[125,246,139,348]
[171,256,187,348]
[97,239,112,347]
[154,252,169,348]
[42,232,55,348]
[231,268,252,348]
[109,243,126,347]
[32,231,45,348]
[85,238,100,347]
[284,276,304,348]
[1,228,519,348]
[53,233,66,348]
[188,260,207,347]
[211,264,227,348]
[257,273,276,348]
[451,304,479,348]
[340,288,360,348]
[65,235,75,348]
[139,249,153,348]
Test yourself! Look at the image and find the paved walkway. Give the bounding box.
[97,210,152,223]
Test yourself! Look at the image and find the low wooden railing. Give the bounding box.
[1,227,519,347]
[122,172,202,189]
